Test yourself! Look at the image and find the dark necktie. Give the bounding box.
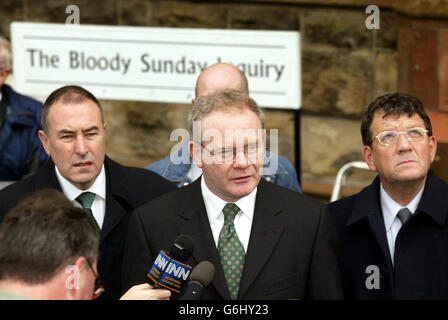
[397,207,412,225]
[76,192,100,231]
[217,203,246,300]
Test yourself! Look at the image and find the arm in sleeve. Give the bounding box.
[121,208,154,294]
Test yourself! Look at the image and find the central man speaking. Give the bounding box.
[122,89,343,300]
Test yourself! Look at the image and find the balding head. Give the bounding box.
[194,63,249,104]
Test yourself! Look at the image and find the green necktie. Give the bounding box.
[76,192,100,232]
[218,203,246,300]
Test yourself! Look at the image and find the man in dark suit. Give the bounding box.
[0,85,176,300]
[122,89,343,300]
[328,93,448,299]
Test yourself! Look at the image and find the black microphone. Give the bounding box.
[147,234,194,293]
[180,261,215,300]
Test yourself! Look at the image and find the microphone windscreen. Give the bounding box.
[189,261,215,287]
[170,234,194,261]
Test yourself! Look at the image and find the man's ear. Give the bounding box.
[189,141,203,168]
[65,256,88,300]
[429,135,437,163]
[38,130,51,156]
[362,145,377,172]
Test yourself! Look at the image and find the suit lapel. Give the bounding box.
[34,160,61,190]
[347,177,394,284]
[101,157,129,245]
[178,179,231,300]
[238,179,284,299]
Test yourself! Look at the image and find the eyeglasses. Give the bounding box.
[85,258,104,300]
[200,142,263,163]
[374,127,429,146]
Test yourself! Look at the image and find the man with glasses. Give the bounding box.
[0,37,48,182]
[146,62,301,192]
[328,93,448,299]
[122,89,343,300]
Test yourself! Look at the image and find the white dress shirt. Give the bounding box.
[201,177,256,252]
[55,165,106,229]
[380,182,424,265]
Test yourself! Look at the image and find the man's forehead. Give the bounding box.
[373,111,424,125]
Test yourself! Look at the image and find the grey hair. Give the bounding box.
[0,37,12,70]
[188,89,264,141]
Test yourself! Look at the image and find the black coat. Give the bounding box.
[0,156,176,300]
[328,171,448,299]
[122,178,343,300]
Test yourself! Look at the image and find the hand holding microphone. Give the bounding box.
[120,283,171,300]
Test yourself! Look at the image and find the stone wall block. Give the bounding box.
[0,0,24,39]
[229,5,299,30]
[302,48,373,116]
[27,0,118,25]
[301,114,375,183]
[150,2,228,28]
[302,8,371,49]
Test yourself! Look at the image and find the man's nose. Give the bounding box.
[233,150,249,167]
[75,136,88,155]
[396,132,412,151]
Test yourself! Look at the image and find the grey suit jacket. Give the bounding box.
[122,178,343,300]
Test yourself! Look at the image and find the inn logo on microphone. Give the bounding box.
[147,250,193,293]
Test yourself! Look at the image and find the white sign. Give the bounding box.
[11,22,301,109]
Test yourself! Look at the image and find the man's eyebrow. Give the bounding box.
[83,126,100,133]
[57,129,75,136]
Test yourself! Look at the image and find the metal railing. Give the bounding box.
[330,161,370,202]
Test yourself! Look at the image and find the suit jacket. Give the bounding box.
[122,178,343,300]
[328,171,448,299]
[0,156,176,300]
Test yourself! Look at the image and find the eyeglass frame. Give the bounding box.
[373,127,430,147]
[198,141,264,164]
[85,257,104,300]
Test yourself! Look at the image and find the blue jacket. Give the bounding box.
[0,84,48,180]
[146,143,301,192]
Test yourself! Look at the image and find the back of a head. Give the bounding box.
[361,92,433,146]
[0,189,99,285]
[41,85,104,133]
[195,63,249,98]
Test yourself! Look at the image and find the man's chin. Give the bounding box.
[69,173,98,190]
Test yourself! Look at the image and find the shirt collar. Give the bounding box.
[55,165,106,201]
[201,176,257,224]
[380,182,424,231]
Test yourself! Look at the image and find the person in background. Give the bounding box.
[0,85,176,299]
[0,36,48,181]
[328,93,448,299]
[147,63,301,192]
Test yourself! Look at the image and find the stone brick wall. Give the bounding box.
[3,0,444,200]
